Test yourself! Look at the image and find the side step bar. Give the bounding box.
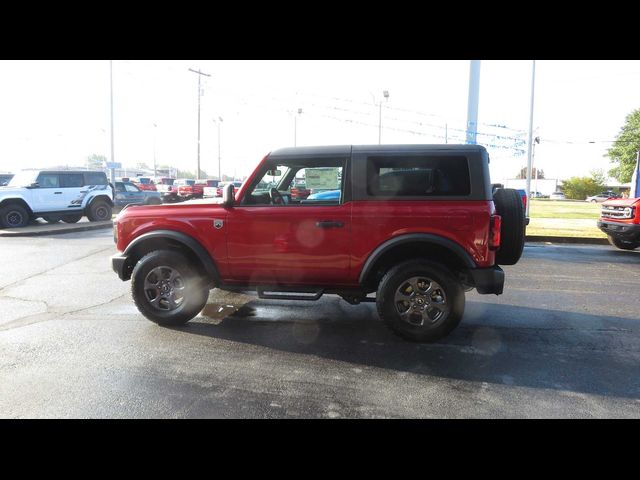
[257,286,324,301]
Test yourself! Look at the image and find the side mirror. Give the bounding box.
[28,182,39,189]
[222,183,235,207]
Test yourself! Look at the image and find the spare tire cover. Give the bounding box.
[493,188,526,265]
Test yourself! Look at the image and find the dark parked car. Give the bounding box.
[113,181,162,208]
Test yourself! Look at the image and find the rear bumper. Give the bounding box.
[597,220,640,241]
[470,266,504,295]
[111,253,132,281]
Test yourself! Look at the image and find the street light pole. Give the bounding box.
[109,60,115,185]
[525,60,537,218]
[378,90,389,144]
[466,60,481,144]
[294,108,302,146]
[217,117,223,181]
[188,68,211,180]
[153,123,157,179]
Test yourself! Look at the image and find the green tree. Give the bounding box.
[87,154,106,169]
[606,108,640,183]
[561,172,606,200]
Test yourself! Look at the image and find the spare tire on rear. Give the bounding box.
[493,188,526,265]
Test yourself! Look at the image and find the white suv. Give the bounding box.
[0,170,114,228]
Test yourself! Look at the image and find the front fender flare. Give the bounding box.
[123,229,220,284]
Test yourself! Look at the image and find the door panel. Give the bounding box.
[226,203,351,285]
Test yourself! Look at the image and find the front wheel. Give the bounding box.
[608,235,639,251]
[376,260,465,342]
[131,250,209,326]
[0,204,30,228]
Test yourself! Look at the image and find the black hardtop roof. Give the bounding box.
[269,144,488,158]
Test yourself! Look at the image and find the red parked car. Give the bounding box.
[112,145,525,343]
[131,177,157,192]
[174,179,203,199]
[290,180,311,199]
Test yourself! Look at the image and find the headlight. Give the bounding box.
[624,207,632,217]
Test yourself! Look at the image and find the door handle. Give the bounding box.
[54,191,63,194]
[316,221,344,228]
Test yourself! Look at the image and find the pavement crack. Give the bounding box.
[0,246,114,293]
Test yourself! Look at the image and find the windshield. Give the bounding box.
[7,170,37,187]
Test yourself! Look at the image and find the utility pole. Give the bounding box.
[466,60,481,144]
[294,108,302,146]
[445,123,448,144]
[378,90,389,144]
[109,60,115,185]
[153,123,157,179]
[214,116,223,180]
[188,68,211,180]
[525,60,537,218]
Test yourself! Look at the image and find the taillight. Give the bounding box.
[490,215,501,250]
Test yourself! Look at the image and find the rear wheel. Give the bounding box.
[376,260,465,342]
[131,250,209,326]
[493,188,526,265]
[608,235,639,250]
[87,199,112,222]
[0,204,30,228]
[146,197,162,205]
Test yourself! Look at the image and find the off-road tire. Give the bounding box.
[87,199,112,222]
[0,204,30,228]
[376,260,465,342]
[608,235,639,251]
[493,188,526,265]
[131,250,209,326]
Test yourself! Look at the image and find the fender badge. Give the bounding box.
[214,219,224,229]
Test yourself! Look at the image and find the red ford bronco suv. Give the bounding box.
[111,145,525,342]
[598,197,640,250]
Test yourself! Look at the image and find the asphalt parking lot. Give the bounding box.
[1,229,639,418]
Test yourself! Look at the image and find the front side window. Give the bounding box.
[242,158,344,206]
[124,183,140,193]
[367,156,470,197]
[36,173,59,188]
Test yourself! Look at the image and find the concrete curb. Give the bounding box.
[0,221,112,237]
[526,235,609,245]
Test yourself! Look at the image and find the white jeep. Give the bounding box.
[0,170,114,228]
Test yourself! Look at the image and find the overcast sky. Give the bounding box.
[0,60,639,182]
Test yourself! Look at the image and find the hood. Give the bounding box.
[602,198,639,207]
[116,200,224,221]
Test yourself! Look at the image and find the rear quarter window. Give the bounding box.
[366,155,471,197]
[85,172,108,185]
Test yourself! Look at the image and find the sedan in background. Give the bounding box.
[550,192,566,200]
[586,192,621,203]
[113,181,162,208]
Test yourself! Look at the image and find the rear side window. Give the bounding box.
[367,156,470,197]
[60,173,85,188]
[85,172,107,185]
